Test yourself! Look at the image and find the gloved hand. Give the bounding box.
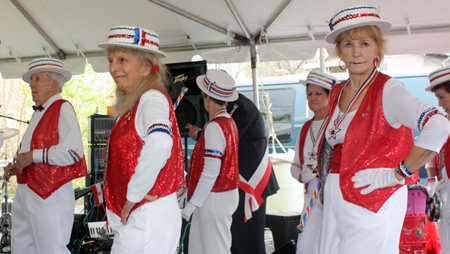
[352,167,402,195]
[181,202,197,221]
[427,180,439,197]
[177,187,188,209]
[299,166,317,183]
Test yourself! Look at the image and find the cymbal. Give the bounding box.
[0,128,19,140]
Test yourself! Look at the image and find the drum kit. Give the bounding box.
[0,127,19,253]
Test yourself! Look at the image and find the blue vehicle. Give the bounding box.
[236,72,439,180]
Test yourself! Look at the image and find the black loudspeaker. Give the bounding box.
[167,61,208,138]
[265,212,300,250]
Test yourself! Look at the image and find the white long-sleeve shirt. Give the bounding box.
[19,94,84,166]
[125,89,174,203]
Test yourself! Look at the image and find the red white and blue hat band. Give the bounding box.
[426,67,450,91]
[300,71,336,90]
[22,58,72,84]
[329,6,380,31]
[202,76,236,99]
[98,26,167,58]
[108,27,160,48]
[28,58,64,71]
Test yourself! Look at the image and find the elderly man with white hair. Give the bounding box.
[4,58,87,254]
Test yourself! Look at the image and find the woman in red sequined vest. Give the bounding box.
[98,26,185,254]
[291,71,336,254]
[318,5,450,254]
[425,67,450,254]
[182,69,240,254]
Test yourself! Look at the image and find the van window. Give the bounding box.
[238,86,296,143]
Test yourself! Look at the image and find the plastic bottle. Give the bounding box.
[107,95,115,115]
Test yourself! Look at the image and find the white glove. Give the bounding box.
[181,202,197,221]
[352,167,403,195]
[299,166,317,183]
[427,181,439,197]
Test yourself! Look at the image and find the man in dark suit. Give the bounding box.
[187,93,279,254]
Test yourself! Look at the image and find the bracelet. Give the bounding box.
[193,128,201,138]
[396,167,406,178]
[399,160,414,177]
[427,176,436,182]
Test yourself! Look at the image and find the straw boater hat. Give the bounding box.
[196,69,238,102]
[426,67,450,91]
[22,58,72,84]
[299,71,337,91]
[325,5,392,44]
[98,25,167,58]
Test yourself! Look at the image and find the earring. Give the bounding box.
[373,57,381,69]
[339,59,347,71]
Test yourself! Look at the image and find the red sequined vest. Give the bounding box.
[187,116,239,198]
[298,119,313,165]
[105,88,184,216]
[20,99,87,199]
[329,73,417,213]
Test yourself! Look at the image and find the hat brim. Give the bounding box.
[98,42,167,58]
[196,75,239,102]
[325,20,392,44]
[22,67,72,84]
[299,80,332,91]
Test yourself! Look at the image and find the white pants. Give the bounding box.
[189,189,239,254]
[436,168,450,254]
[106,193,181,254]
[319,173,407,254]
[11,182,75,254]
[296,178,323,254]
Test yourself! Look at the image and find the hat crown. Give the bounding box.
[98,25,167,58]
[22,57,72,84]
[300,71,336,90]
[329,5,380,31]
[196,70,238,102]
[325,5,391,44]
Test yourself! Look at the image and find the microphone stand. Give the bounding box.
[0,115,29,125]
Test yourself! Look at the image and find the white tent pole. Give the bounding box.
[320,48,326,73]
[250,39,260,109]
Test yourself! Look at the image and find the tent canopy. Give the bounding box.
[1,0,450,79]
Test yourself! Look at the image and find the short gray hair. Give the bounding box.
[47,71,66,92]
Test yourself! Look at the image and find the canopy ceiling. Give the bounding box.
[1,0,450,79]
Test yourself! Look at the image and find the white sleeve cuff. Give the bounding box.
[32,149,46,164]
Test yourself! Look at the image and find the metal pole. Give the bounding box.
[10,0,66,59]
[224,0,251,39]
[250,39,259,109]
[147,0,247,43]
[320,48,326,73]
